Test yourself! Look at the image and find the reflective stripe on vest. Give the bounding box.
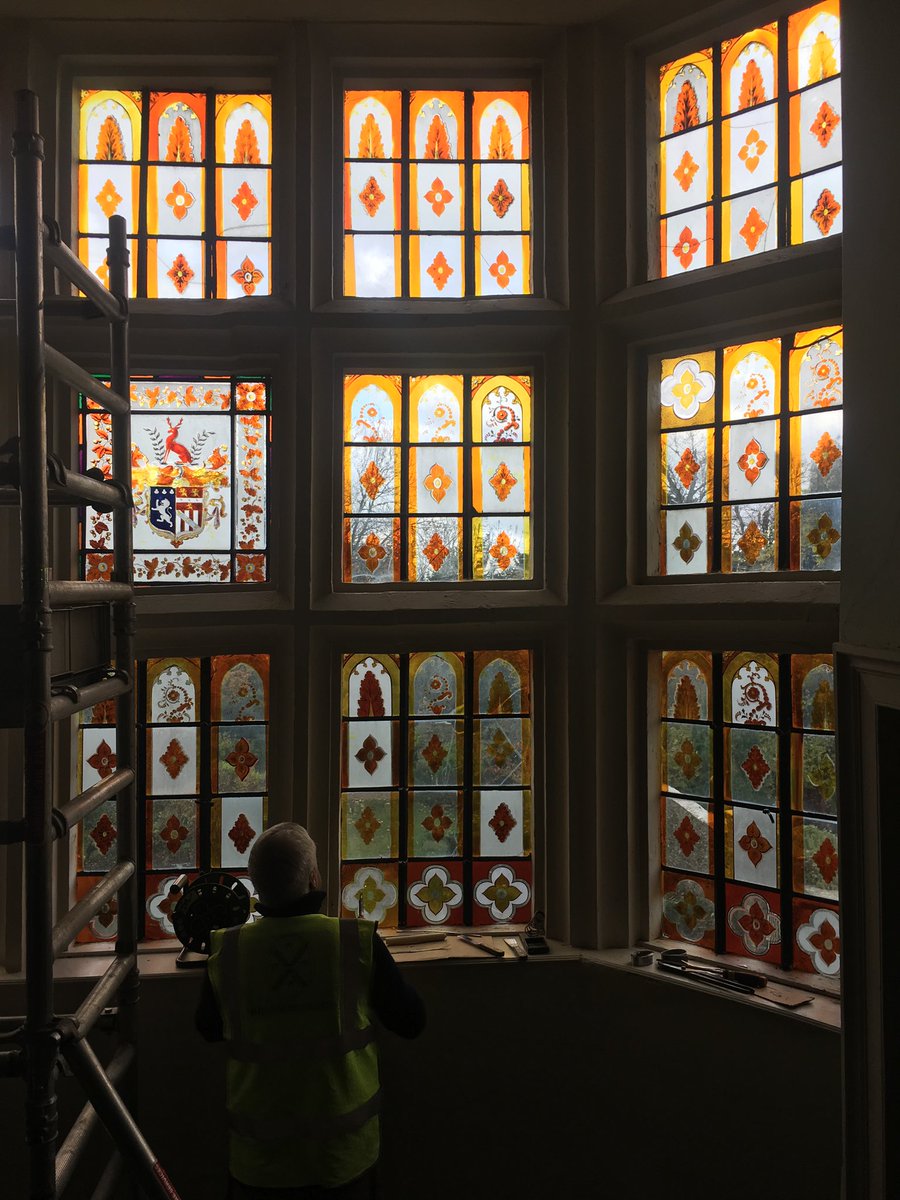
[229,1087,381,1143]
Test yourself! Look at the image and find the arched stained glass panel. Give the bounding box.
[724,652,779,726]
[410,652,464,717]
[213,656,269,722]
[148,657,200,723]
[662,652,711,721]
[343,654,400,718]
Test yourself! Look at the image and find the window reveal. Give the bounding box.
[659,651,839,978]
[657,326,843,575]
[79,376,270,585]
[340,651,533,927]
[343,90,532,297]
[74,654,270,942]
[78,90,272,298]
[657,1,841,276]
[342,373,533,583]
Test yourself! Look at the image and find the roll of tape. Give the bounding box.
[631,949,653,967]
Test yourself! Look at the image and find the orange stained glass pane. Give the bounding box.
[788,1,841,92]
[149,92,206,161]
[472,91,530,160]
[475,234,530,296]
[80,89,142,161]
[721,26,778,116]
[215,94,272,165]
[659,52,713,137]
[409,91,465,159]
[344,91,402,160]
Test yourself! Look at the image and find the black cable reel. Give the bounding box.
[169,871,252,967]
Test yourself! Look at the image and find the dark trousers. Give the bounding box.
[228,1167,377,1200]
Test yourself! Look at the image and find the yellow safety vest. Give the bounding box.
[207,914,380,1189]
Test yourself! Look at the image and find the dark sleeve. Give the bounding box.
[195,970,225,1043]
[369,934,426,1039]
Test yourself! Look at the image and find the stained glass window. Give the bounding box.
[659,650,840,979]
[657,1,841,276]
[79,376,270,585]
[73,654,270,942]
[339,651,533,927]
[78,90,272,298]
[343,373,533,583]
[657,326,842,574]
[343,90,532,297]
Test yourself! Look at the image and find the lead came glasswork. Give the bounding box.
[79,376,270,585]
[656,3,842,275]
[658,650,840,977]
[78,89,272,297]
[74,654,270,942]
[342,373,532,584]
[657,328,842,575]
[340,652,533,926]
[343,88,531,297]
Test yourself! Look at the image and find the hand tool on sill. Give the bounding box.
[656,958,757,995]
[459,934,506,958]
[504,936,528,959]
[659,947,766,989]
[384,931,447,947]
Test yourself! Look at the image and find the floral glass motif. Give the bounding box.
[340,650,533,927]
[342,373,532,583]
[78,90,272,298]
[74,654,269,942]
[658,650,839,977]
[657,2,841,276]
[343,89,531,297]
[657,327,842,575]
[79,376,270,585]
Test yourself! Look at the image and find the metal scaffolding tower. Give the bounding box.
[0,90,180,1200]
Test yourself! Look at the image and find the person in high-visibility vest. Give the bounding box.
[197,822,426,1199]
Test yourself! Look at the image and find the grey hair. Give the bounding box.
[248,822,320,909]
